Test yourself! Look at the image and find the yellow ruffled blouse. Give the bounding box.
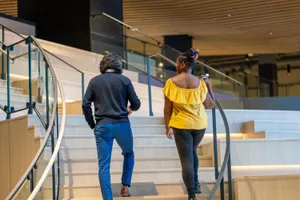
[163,78,208,130]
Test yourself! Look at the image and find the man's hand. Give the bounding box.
[92,128,95,132]
[166,127,174,140]
[127,107,133,115]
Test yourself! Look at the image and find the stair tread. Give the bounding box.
[55,145,178,150]
[59,193,221,200]
[55,167,215,175]
[0,84,24,91]
[42,135,168,138]
[57,155,212,162]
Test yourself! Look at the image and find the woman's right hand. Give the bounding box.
[166,127,174,140]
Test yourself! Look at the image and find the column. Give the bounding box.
[163,35,192,72]
[90,0,124,57]
[258,54,278,97]
[18,0,124,55]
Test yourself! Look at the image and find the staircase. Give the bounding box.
[37,116,219,199]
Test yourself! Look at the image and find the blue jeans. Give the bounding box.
[94,122,135,200]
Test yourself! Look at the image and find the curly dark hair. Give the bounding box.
[99,53,123,74]
[177,48,199,70]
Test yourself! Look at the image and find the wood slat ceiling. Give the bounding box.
[123,0,300,55]
[0,0,17,17]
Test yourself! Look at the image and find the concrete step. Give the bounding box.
[37,125,166,136]
[43,182,225,199]
[45,146,180,159]
[264,130,300,139]
[244,120,300,133]
[47,155,213,172]
[0,84,24,94]
[44,168,217,188]
[0,79,12,86]
[0,90,38,105]
[30,115,165,126]
[57,194,223,200]
[49,135,176,148]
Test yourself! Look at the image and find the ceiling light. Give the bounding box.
[227,14,232,17]
[269,32,273,35]
[248,53,254,57]
[158,62,164,67]
[159,74,164,78]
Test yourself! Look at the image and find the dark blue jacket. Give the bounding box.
[82,72,141,129]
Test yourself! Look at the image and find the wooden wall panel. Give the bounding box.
[0,120,11,200]
[12,78,39,97]
[0,115,39,199]
[234,175,300,200]
[59,100,82,115]
[9,115,29,188]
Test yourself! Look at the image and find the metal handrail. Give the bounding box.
[27,36,66,200]
[149,52,176,66]
[1,23,85,100]
[0,24,84,74]
[208,101,232,200]
[102,12,244,86]
[5,36,59,199]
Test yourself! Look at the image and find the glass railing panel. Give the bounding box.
[7,39,30,111]
[126,37,146,72]
[0,26,25,47]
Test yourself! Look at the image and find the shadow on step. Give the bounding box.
[111,182,211,197]
[112,182,158,197]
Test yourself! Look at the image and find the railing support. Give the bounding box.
[227,154,233,200]
[81,72,85,102]
[147,57,154,116]
[1,26,4,80]
[38,52,41,98]
[212,107,225,200]
[45,66,50,126]
[29,169,34,192]
[6,46,11,119]
[27,38,33,114]
[51,129,56,200]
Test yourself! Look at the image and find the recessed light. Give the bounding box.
[269,32,273,35]
[159,74,164,78]
[227,14,232,17]
[158,62,164,67]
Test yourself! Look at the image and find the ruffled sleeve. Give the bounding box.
[199,79,208,103]
[163,79,208,105]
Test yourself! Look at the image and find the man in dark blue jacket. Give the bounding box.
[82,53,141,200]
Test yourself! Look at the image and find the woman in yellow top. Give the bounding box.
[163,48,215,200]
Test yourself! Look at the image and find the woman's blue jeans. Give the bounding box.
[94,122,134,200]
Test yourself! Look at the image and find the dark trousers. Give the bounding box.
[94,123,135,200]
[173,128,206,198]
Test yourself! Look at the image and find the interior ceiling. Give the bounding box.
[123,0,300,56]
[0,0,17,16]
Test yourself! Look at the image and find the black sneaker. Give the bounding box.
[195,182,202,194]
[189,197,197,200]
